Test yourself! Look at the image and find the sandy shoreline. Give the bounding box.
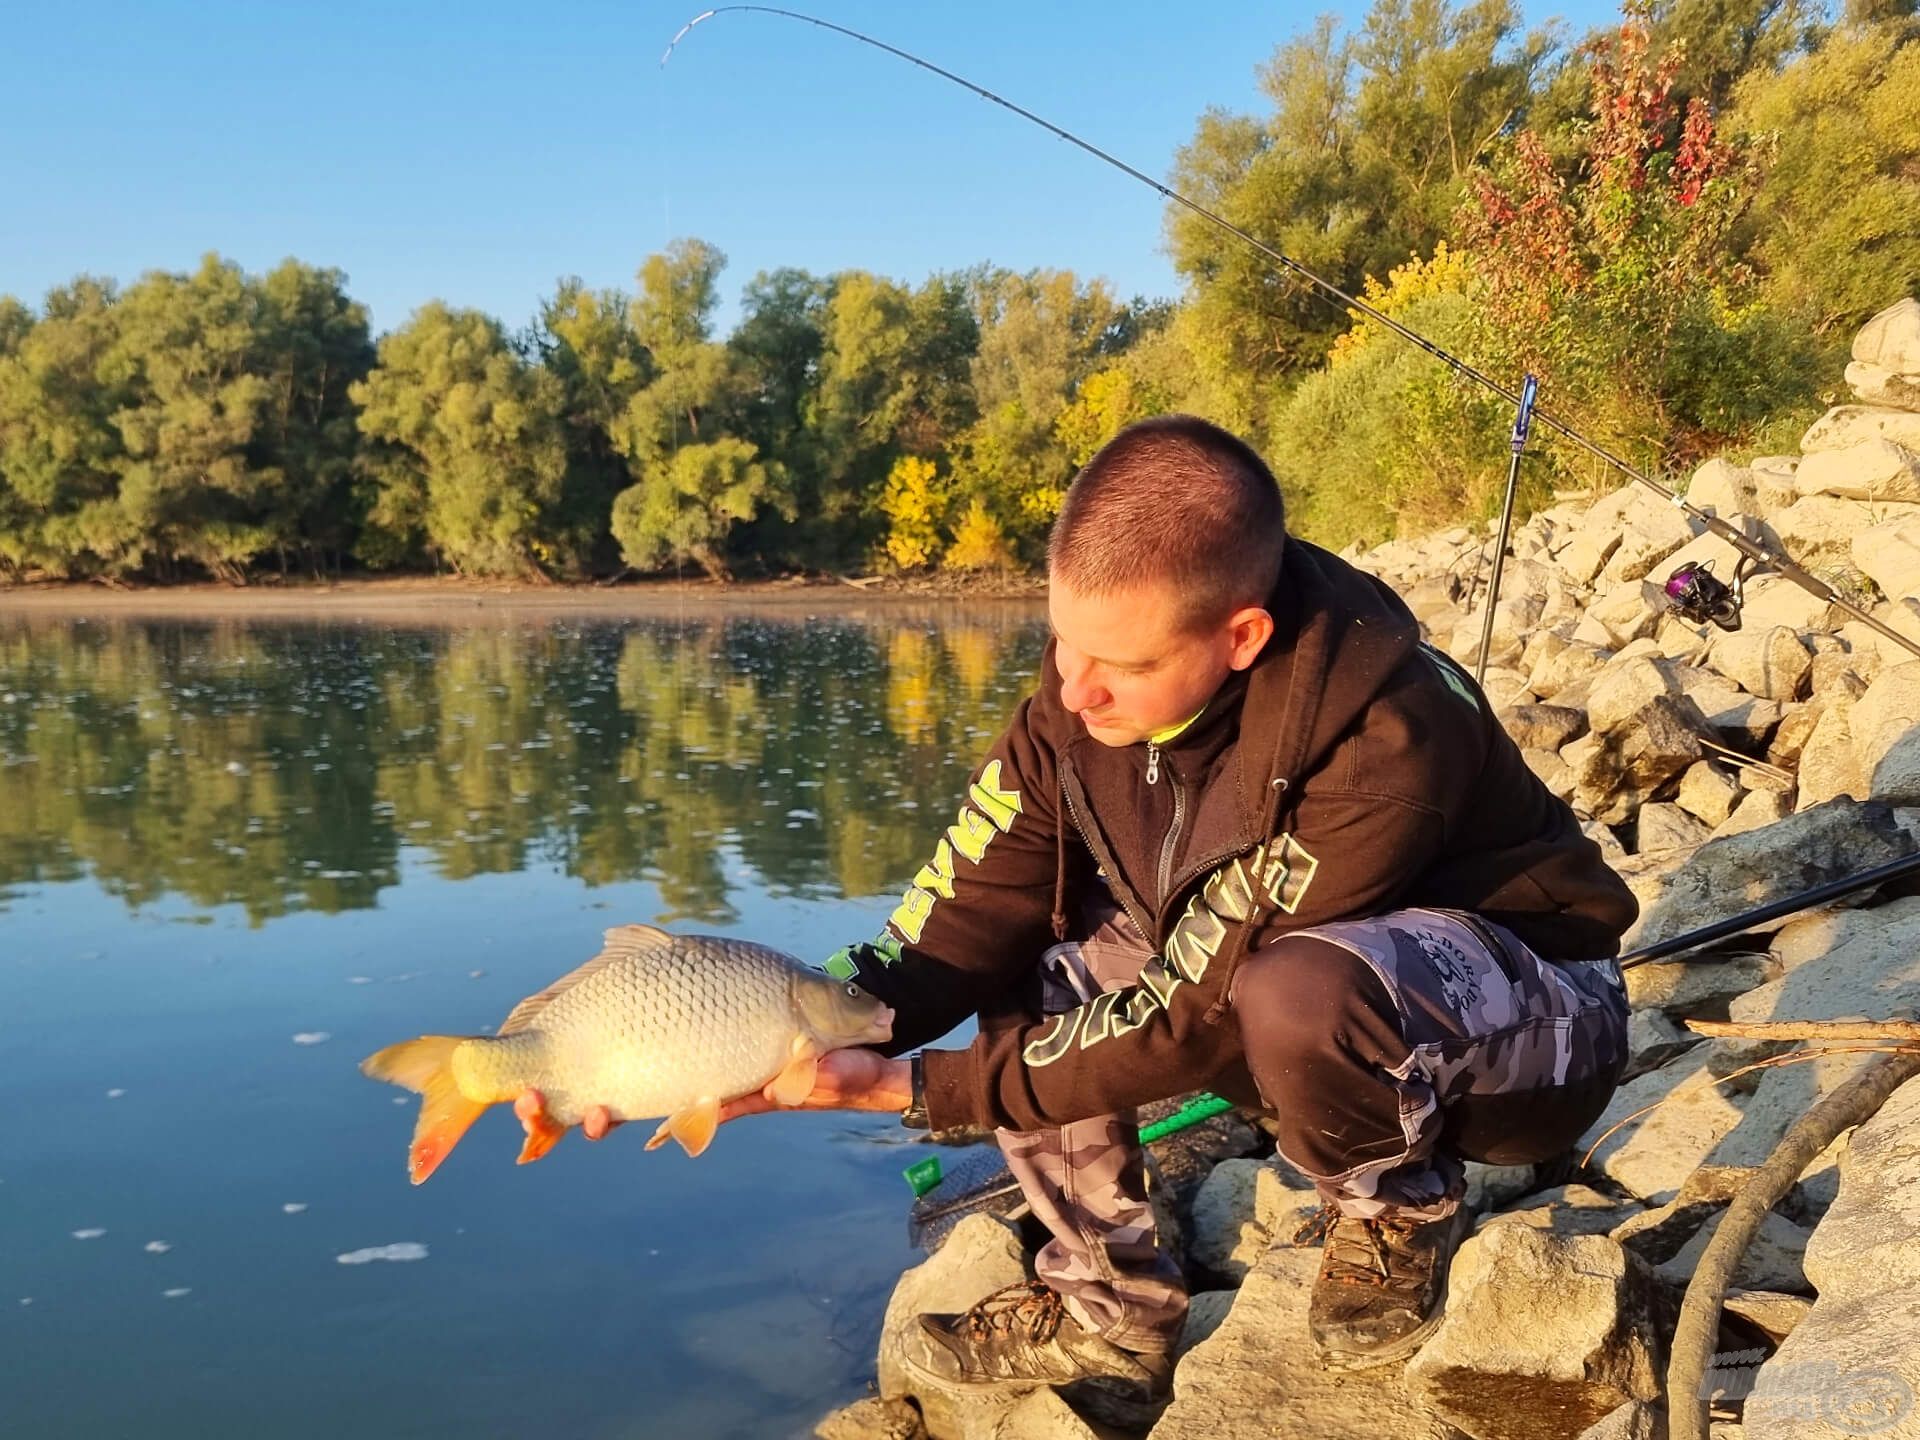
[0,575,1049,624]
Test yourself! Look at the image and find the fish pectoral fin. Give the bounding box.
[650,1097,722,1158]
[515,1104,569,1166]
[765,1046,820,1107]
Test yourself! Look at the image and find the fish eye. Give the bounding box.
[844,982,863,998]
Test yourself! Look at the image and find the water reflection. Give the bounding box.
[0,609,1048,925]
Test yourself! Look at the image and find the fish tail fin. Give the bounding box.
[361,1036,488,1186]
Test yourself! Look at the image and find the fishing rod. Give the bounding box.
[662,6,1920,663]
[1617,847,1920,970]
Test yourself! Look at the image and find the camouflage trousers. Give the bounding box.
[998,905,1628,1352]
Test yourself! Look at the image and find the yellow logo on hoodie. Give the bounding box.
[886,760,1024,945]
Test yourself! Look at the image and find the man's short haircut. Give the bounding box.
[1047,414,1287,630]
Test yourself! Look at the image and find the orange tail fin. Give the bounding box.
[361,1036,489,1185]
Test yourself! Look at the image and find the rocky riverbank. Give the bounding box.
[815,297,1920,1440]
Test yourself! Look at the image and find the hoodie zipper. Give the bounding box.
[1059,775,1158,945]
[1146,741,1161,785]
[1156,757,1187,904]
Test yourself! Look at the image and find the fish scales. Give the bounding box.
[468,935,801,1123]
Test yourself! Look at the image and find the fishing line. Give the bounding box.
[661,5,1920,662]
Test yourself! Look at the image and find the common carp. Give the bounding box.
[362,923,894,1183]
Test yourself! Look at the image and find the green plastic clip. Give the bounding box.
[1138,1093,1236,1145]
[903,1155,944,1198]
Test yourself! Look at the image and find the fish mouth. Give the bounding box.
[870,1004,896,1043]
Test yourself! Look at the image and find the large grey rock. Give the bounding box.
[1579,1051,1750,1203]
[877,1214,1030,1434]
[1800,405,1920,456]
[1852,296,1920,373]
[1464,1161,1537,1214]
[1790,443,1920,504]
[1588,581,1664,648]
[1405,1226,1663,1440]
[1152,1246,1457,1440]
[1745,1074,1920,1440]
[1668,665,1784,750]
[1722,1290,1814,1346]
[1625,799,1914,953]
[1847,359,1920,411]
[1856,513,1920,603]
[1708,627,1811,703]
[1769,897,1920,973]
[1187,1157,1320,1283]
[1749,458,1802,519]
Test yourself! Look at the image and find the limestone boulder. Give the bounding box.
[1603,504,1701,586]
[1625,798,1914,953]
[877,1214,1029,1433]
[1846,359,1920,411]
[1584,581,1663,649]
[1795,696,1864,810]
[1840,597,1920,669]
[1152,1246,1458,1440]
[1574,1401,1667,1440]
[1707,627,1810,704]
[1799,404,1920,455]
[1654,1208,1812,1295]
[1478,1184,1642,1240]
[1405,1225,1663,1440]
[1791,443,1920,504]
[1534,640,1613,702]
[1711,788,1791,839]
[1858,513,1920,605]
[1737,574,1836,634]
[1724,904,1920,1061]
[1187,1157,1320,1283]
[1688,458,1758,518]
[1850,661,1920,801]
[816,1397,927,1440]
[1624,1008,1700,1080]
[1464,1161,1537,1214]
[1578,1051,1749,1204]
[1749,457,1802,519]
[1565,695,1712,825]
[1851,295,1920,374]
[1502,703,1589,752]
[1634,801,1714,855]
[1625,951,1777,1020]
[1676,761,1742,827]
[1524,747,1576,801]
[1745,1073,1920,1440]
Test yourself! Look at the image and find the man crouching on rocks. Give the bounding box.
[729,415,1637,1418]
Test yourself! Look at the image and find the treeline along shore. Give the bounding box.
[2,1,1915,591]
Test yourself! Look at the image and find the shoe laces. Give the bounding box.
[1300,1204,1426,1292]
[961,1280,1067,1344]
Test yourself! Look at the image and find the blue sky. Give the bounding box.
[3,1,1620,336]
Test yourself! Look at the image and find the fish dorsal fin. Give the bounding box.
[497,924,675,1035]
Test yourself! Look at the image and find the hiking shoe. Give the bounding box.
[905,1280,1172,1425]
[1305,1205,1472,1370]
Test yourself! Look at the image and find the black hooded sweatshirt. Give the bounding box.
[829,538,1637,1134]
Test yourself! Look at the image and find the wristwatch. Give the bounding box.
[900,1052,930,1130]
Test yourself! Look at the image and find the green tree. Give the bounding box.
[0,279,135,579]
[253,260,375,575]
[351,302,569,578]
[1168,0,1551,412]
[535,277,652,575]
[607,240,791,576]
[1729,20,1920,330]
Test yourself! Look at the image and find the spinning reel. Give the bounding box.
[1661,556,1754,632]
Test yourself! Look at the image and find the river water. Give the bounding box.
[0,601,1048,1439]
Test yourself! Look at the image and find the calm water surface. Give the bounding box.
[0,604,1047,1439]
